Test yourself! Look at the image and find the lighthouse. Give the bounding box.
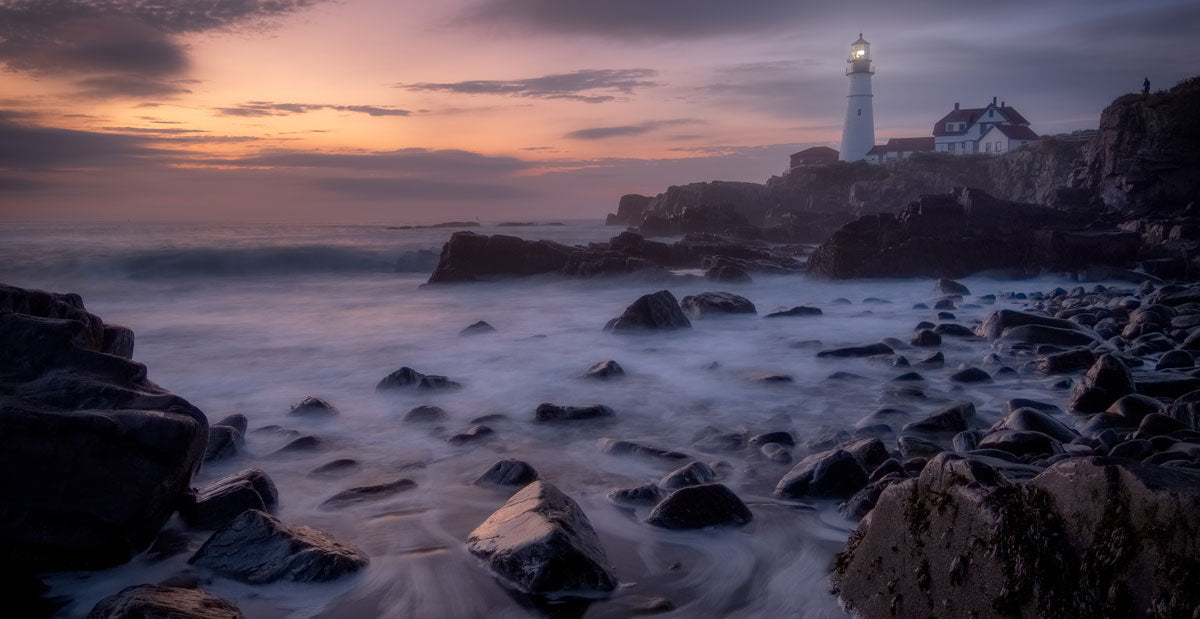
[839,33,875,162]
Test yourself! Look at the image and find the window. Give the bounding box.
[988,110,994,118]
[946,122,955,132]
[985,142,992,153]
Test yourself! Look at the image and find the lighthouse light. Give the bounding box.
[854,49,865,58]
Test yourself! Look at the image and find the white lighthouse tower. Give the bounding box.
[839,33,875,162]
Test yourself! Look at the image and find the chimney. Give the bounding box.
[954,102,960,110]
[1001,100,1006,107]
[992,96,997,105]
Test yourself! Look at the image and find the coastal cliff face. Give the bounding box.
[1072,76,1200,214]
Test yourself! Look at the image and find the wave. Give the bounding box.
[86,245,442,278]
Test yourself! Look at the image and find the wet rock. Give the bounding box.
[605,290,692,333]
[1068,354,1134,413]
[916,351,945,367]
[834,455,1200,618]
[841,437,890,472]
[598,438,688,461]
[459,321,496,336]
[1003,398,1063,416]
[853,408,912,431]
[952,430,980,452]
[749,431,795,447]
[660,461,717,489]
[535,403,615,422]
[978,309,1094,340]
[950,366,992,383]
[1109,439,1153,460]
[977,430,1062,458]
[403,405,447,423]
[88,585,244,619]
[1134,371,1200,399]
[934,299,956,311]
[706,264,753,283]
[1036,348,1096,374]
[448,425,494,445]
[426,232,573,283]
[203,425,243,463]
[774,449,868,499]
[417,375,463,390]
[271,435,321,454]
[840,478,900,521]
[910,329,941,347]
[288,396,338,417]
[581,360,624,380]
[321,479,416,509]
[1156,350,1194,370]
[760,443,793,463]
[680,292,757,318]
[935,279,971,296]
[1138,413,1187,436]
[1165,390,1200,430]
[308,459,361,478]
[467,481,617,595]
[765,306,822,318]
[933,323,976,338]
[901,402,975,437]
[997,408,1078,443]
[213,414,248,435]
[898,435,944,459]
[1001,324,1098,347]
[645,484,753,529]
[608,483,663,506]
[376,367,425,391]
[816,343,894,358]
[190,510,368,583]
[181,469,278,530]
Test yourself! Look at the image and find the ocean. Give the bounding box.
[0,221,1111,618]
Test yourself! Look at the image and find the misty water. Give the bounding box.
[0,222,1116,618]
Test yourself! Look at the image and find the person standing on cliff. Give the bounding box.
[1143,77,1151,94]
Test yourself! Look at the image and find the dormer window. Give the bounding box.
[946,122,955,132]
[988,110,994,118]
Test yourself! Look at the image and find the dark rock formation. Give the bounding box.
[88,585,244,619]
[764,306,822,318]
[288,396,338,417]
[0,283,208,572]
[807,188,1139,279]
[467,481,617,596]
[427,232,574,283]
[659,461,717,489]
[774,449,868,499]
[645,483,753,529]
[679,292,757,318]
[320,479,416,509]
[834,454,1200,618]
[604,290,692,333]
[605,194,652,226]
[1069,354,1135,413]
[403,405,447,423]
[181,469,278,530]
[816,342,893,358]
[581,360,624,380]
[474,460,539,487]
[459,321,496,336]
[190,510,368,583]
[204,425,243,462]
[534,403,615,422]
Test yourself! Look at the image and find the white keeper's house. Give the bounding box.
[932,96,1038,155]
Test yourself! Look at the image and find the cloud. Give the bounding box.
[0,116,165,169]
[564,119,701,140]
[400,69,660,103]
[0,0,325,98]
[215,102,411,117]
[0,175,45,193]
[313,177,530,200]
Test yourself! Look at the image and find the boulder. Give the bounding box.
[448,424,494,445]
[978,309,1092,340]
[181,469,278,530]
[996,408,1078,443]
[949,366,992,383]
[1068,354,1134,413]
[774,449,868,499]
[608,483,663,506]
[88,585,243,619]
[203,425,242,463]
[1036,348,1096,374]
[816,343,894,358]
[764,306,822,318]
[901,401,974,437]
[287,396,338,417]
[645,484,753,529]
[834,454,1200,618]
[403,405,447,423]
[977,430,1062,458]
[459,321,496,336]
[427,232,574,283]
[1165,389,1200,430]
[1000,325,1099,347]
[189,510,368,583]
[581,360,624,380]
[475,460,539,487]
[320,479,416,509]
[604,290,692,333]
[659,461,717,489]
[910,329,941,347]
[680,292,756,318]
[467,481,617,596]
[534,403,614,422]
[376,367,426,391]
[706,265,753,283]
[934,278,971,296]
[1105,393,1165,423]
[0,284,208,571]
[212,413,248,435]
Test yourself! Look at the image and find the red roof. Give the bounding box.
[867,137,935,155]
[789,146,839,165]
[932,103,1029,136]
[990,124,1040,140]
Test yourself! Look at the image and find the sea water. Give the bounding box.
[0,221,1111,618]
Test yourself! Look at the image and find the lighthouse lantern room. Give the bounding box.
[839,33,876,162]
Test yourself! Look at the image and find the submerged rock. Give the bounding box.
[605,290,692,333]
[467,481,617,596]
[659,461,717,489]
[288,396,338,417]
[320,479,416,509]
[645,483,753,529]
[581,360,625,380]
[88,585,244,619]
[764,306,822,318]
[816,343,894,358]
[680,291,757,318]
[459,321,496,336]
[181,469,278,530]
[535,403,615,422]
[475,459,539,487]
[190,510,368,583]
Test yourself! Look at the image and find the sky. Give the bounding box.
[0,0,1197,223]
